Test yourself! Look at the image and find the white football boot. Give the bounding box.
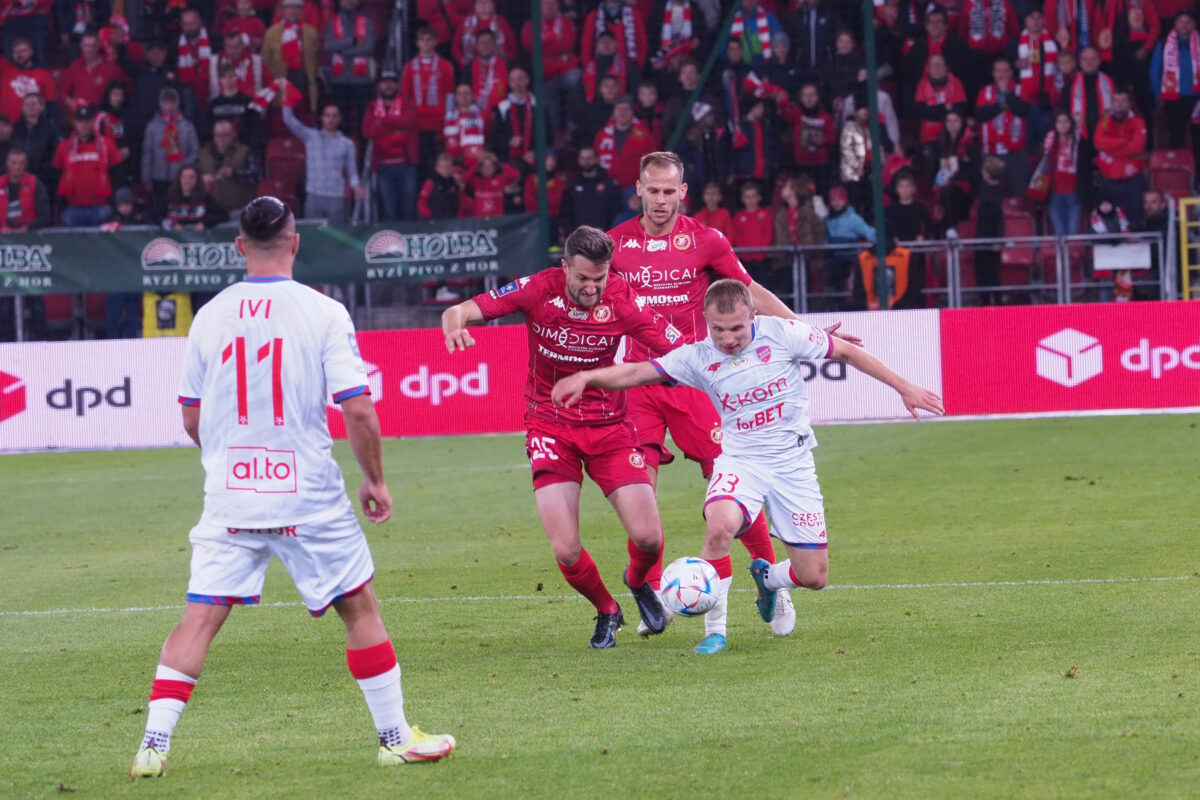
[770,588,796,636]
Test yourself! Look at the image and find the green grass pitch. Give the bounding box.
[2,414,1198,799]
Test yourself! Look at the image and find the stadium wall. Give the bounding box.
[1,302,1196,453]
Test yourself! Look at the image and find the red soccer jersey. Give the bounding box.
[472,267,679,426]
[608,214,750,361]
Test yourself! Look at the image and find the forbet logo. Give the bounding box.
[0,370,26,422]
[1036,328,1103,387]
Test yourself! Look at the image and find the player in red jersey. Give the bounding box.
[441,226,677,648]
[608,150,860,638]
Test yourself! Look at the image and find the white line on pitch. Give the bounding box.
[1,575,1193,618]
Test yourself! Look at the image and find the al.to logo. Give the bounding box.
[226,446,298,493]
[0,370,26,422]
[1036,328,1103,387]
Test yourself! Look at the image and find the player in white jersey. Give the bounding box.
[129,197,454,778]
[551,279,943,653]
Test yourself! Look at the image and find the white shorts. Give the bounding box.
[186,508,375,617]
[703,450,828,549]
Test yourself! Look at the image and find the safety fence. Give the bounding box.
[3,300,1197,453]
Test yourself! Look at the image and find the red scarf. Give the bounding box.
[471,56,503,107]
[1017,30,1057,99]
[1161,29,1200,100]
[583,51,626,101]
[280,21,303,70]
[966,0,1008,49]
[412,55,445,110]
[0,172,37,231]
[1070,71,1113,136]
[250,79,302,113]
[331,13,369,77]
[595,2,639,62]
[99,14,129,61]
[659,1,692,50]
[443,105,486,163]
[161,113,183,163]
[730,7,771,59]
[177,27,211,84]
[499,93,533,157]
[93,110,124,141]
[980,84,1025,153]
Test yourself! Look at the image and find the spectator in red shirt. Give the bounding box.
[0,147,50,232]
[463,150,518,218]
[62,31,128,117]
[53,105,123,227]
[442,82,489,170]
[523,149,565,223]
[1093,88,1147,225]
[452,0,517,67]
[731,180,775,288]
[224,0,267,52]
[593,95,654,189]
[913,54,968,162]
[465,28,507,110]
[362,69,418,222]
[1042,110,1082,237]
[582,0,647,84]
[416,0,471,50]
[402,27,455,173]
[782,82,835,193]
[634,80,663,148]
[0,37,55,124]
[692,180,733,238]
[522,0,581,137]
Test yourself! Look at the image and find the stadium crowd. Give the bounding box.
[0,0,1189,337]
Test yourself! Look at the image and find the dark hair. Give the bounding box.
[6,146,27,159]
[167,165,202,203]
[475,28,496,40]
[705,279,752,314]
[240,195,294,245]
[159,87,179,105]
[225,30,243,42]
[564,226,614,265]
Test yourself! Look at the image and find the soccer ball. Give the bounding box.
[660,557,719,616]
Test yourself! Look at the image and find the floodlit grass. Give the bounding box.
[2,415,1198,799]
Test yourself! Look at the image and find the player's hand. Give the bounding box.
[551,373,587,408]
[444,327,475,352]
[900,384,944,420]
[358,480,392,523]
[824,321,863,348]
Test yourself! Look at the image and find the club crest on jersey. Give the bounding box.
[706,362,721,373]
[629,451,645,469]
[664,324,681,344]
[710,427,723,444]
[646,238,667,253]
[591,304,612,322]
[622,237,641,249]
[672,233,692,250]
[756,345,771,363]
[568,308,588,320]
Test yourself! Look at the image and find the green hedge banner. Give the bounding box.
[0,214,542,295]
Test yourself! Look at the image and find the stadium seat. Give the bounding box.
[1149,149,1195,197]
[266,136,305,188]
[1000,213,1038,286]
[42,294,76,338]
[954,219,976,288]
[257,177,299,210]
[1149,148,1195,172]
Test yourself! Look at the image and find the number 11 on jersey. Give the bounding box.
[222,336,285,426]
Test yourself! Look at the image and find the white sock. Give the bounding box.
[357,665,412,746]
[141,665,196,752]
[703,577,733,637]
[764,560,801,590]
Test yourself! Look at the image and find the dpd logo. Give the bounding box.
[0,370,26,422]
[1036,328,1103,387]
[46,377,132,416]
[401,364,489,406]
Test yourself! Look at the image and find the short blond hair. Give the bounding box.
[705,279,752,314]
[639,151,684,178]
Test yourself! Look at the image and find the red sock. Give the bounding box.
[627,530,665,589]
[740,512,776,562]
[625,534,662,588]
[346,639,397,680]
[558,548,619,614]
[707,554,733,579]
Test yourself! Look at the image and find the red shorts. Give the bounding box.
[525,418,650,495]
[626,382,722,475]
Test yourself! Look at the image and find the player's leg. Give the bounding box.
[693,497,749,654]
[534,481,624,648]
[132,524,267,777]
[625,384,670,592]
[334,585,454,765]
[607,481,669,635]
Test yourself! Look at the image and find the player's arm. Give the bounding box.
[441,299,485,352]
[181,405,200,446]
[748,279,864,347]
[829,337,944,419]
[340,393,392,523]
[551,361,666,408]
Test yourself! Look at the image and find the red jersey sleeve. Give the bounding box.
[472,274,537,320]
[702,226,752,285]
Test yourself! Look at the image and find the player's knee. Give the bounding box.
[628,524,663,551]
[703,522,736,551]
[552,542,583,566]
[793,563,828,590]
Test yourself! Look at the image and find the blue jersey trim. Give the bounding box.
[244,276,291,283]
[332,385,370,403]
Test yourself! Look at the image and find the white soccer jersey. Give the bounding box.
[178,277,369,527]
[650,316,833,459]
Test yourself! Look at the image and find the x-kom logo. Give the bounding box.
[0,370,27,422]
[1036,328,1103,387]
